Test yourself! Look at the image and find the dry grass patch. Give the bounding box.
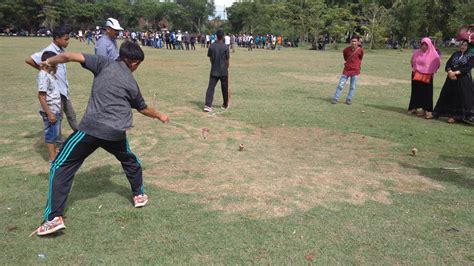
[147,122,443,219]
[280,72,410,86]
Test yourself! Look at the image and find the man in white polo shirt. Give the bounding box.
[26,25,77,132]
[95,18,123,60]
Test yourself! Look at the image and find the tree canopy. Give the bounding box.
[0,0,472,47]
[0,0,215,33]
[226,0,472,47]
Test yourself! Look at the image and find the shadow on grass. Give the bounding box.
[365,104,407,115]
[59,165,131,207]
[306,96,334,104]
[439,155,474,169]
[187,100,203,110]
[34,138,49,162]
[400,161,474,190]
[28,130,69,163]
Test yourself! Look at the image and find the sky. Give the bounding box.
[214,0,237,19]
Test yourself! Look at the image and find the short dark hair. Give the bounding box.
[351,35,360,41]
[216,30,224,40]
[52,25,71,40]
[119,41,145,62]
[41,51,57,61]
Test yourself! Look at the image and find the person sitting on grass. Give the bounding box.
[34,41,170,236]
[37,51,62,164]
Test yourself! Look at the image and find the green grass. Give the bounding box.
[1,37,473,264]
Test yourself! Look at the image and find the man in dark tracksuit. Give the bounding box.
[34,41,169,236]
[203,30,230,112]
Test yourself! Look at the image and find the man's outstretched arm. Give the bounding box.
[41,52,85,68]
[138,106,169,123]
[25,57,40,70]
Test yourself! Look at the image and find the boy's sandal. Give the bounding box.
[425,112,433,119]
[407,109,417,115]
[447,118,455,124]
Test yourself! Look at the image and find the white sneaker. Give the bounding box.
[133,194,148,208]
[36,216,66,236]
[203,106,213,112]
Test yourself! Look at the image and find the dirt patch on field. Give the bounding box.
[147,125,443,219]
[8,105,443,219]
[280,72,410,86]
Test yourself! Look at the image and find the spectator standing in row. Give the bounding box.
[176,30,183,50]
[184,31,190,50]
[190,33,196,50]
[165,31,171,49]
[86,30,94,45]
[408,38,440,119]
[77,30,84,42]
[434,40,474,124]
[224,33,231,48]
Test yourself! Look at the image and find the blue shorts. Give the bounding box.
[40,111,62,144]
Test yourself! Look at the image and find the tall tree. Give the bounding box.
[389,0,422,42]
[360,1,389,49]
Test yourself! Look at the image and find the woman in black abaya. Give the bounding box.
[434,40,474,124]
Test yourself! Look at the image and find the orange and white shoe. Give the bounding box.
[36,216,66,236]
[133,194,148,208]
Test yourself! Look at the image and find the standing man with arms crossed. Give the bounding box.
[26,25,78,132]
[203,30,230,112]
[33,41,170,236]
[95,18,123,60]
[331,36,364,105]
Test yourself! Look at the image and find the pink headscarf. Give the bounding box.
[411,37,441,74]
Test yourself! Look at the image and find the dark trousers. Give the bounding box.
[205,75,229,108]
[60,95,77,131]
[43,130,144,221]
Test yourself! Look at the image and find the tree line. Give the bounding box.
[227,0,473,48]
[0,0,472,48]
[0,0,215,34]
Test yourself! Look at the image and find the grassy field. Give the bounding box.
[1,37,473,264]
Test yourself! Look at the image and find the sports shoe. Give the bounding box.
[133,194,148,208]
[345,99,352,105]
[36,216,66,236]
[221,105,228,110]
[203,106,213,112]
[331,99,337,104]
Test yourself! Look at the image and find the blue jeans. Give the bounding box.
[40,111,62,144]
[333,74,359,102]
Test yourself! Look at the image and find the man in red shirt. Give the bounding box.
[332,36,364,105]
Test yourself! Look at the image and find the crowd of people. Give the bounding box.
[75,27,294,52]
[24,16,474,236]
[330,34,474,126]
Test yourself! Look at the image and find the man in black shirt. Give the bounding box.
[204,30,230,112]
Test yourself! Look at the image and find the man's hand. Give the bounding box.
[158,114,169,123]
[138,106,170,123]
[47,113,57,124]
